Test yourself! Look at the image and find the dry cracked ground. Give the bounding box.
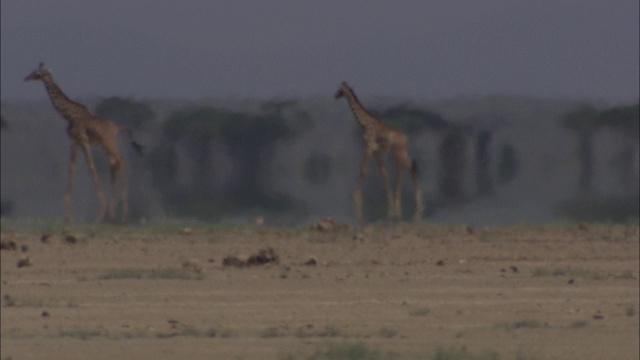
[1,222,638,360]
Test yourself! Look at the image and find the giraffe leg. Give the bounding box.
[64,144,79,223]
[115,157,128,222]
[409,160,424,221]
[354,154,371,226]
[393,157,405,221]
[105,153,128,222]
[80,144,107,222]
[107,156,120,222]
[373,153,395,220]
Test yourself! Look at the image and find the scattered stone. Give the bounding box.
[222,256,246,267]
[223,247,280,267]
[20,244,29,253]
[41,311,50,317]
[40,234,52,243]
[3,294,15,307]
[207,258,215,263]
[182,260,202,273]
[310,217,350,232]
[578,222,589,231]
[180,227,193,236]
[466,225,475,235]
[64,235,78,244]
[436,260,445,266]
[568,278,575,285]
[304,257,317,266]
[247,247,279,266]
[509,266,519,273]
[592,311,604,320]
[17,257,31,268]
[0,240,17,251]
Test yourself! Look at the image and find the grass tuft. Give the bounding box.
[96,268,204,280]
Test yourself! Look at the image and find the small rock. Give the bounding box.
[0,240,17,251]
[17,257,32,268]
[436,260,445,266]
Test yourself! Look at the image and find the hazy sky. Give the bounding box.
[2,1,638,103]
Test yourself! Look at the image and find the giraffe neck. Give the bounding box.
[40,75,90,122]
[343,89,378,129]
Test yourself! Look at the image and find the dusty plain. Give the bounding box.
[1,222,639,360]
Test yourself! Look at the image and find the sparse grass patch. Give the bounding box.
[532,267,636,281]
[305,342,395,360]
[96,268,204,280]
[615,270,635,280]
[377,327,398,338]
[531,266,605,280]
[625,304,636,317]
[294,324,343,338]
[431,346,501,360]
[282,343,521,360]
[58,328,105,340]
[495,319,544,330]
[409,307,431,316]
[261,326,286,338]
[569,320,589,328]
[3,294,77,308]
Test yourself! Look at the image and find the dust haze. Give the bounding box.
[1,1,638,225]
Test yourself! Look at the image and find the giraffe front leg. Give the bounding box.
[354,154,371,227]
[374,154,395,220]
[409,160,424,221]
[107,155,126,222]
[64,144,79,223]
[394,164,405,221]
[81,145,107,222]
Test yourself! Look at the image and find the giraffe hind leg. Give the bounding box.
[354,154,372,227]
[374,154,396,220]
[65,144,79,223]
[107,156,127,223]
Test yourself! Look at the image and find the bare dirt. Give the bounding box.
[1,223,638,360]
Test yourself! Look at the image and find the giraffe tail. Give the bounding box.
[118,126,144,155]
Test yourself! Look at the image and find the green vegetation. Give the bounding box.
[495,319,544,330]
[96,268,204,280]
[304,343,394,360]
[408,307,431,316]
[569,320,589,329]
[283,343,529,360]
[531,266,635,280]
[625,304,636,317]
[3,294,78,308]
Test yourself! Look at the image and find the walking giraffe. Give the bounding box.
[24,63,140,223]
[335,82,424,225]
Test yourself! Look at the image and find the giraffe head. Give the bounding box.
[335,82,353,99]
[24,63,52,82]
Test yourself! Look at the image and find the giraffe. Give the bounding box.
[24,63,139,223]
[335,81,424,225]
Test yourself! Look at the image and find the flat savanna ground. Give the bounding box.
[1,222,638,360]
